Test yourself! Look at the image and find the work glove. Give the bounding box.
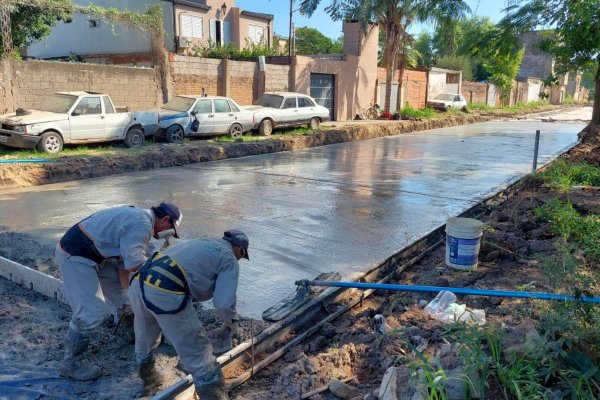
[215,308,239,336]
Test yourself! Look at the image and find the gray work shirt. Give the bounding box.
[79,206,154,269]
[163,238,239,321]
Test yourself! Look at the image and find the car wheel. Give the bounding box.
[166,125,185,143]
[229,123,243,138]
[37,131,63,154]
[308,117,320,130]
[124,128,144,148]
[259,119,273,136]
[445,106,450,112]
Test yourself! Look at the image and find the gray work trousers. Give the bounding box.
[56,245,126,335]
[128,277,219,383]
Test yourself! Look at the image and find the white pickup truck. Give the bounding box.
[0,92,159,154]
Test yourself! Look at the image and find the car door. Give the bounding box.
[190,99,213,135]
[68,96,105,141]
[101,96,130,139]
[280,96,299,126]
[212,99,232,134]
[297,96,316,124]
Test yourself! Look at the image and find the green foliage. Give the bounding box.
[414,31,435,67]
[399,105,438,119]
[83,4,163,33]
[482,48,524,99]
[434,55,473,81]
[535,198,600,263]
[6,0,73,55]
[539,160,600,191]
[295,27,342,55]
[193,39,278,60]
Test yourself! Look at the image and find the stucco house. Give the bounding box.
[27,0,274,66]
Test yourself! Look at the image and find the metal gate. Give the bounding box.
[310,73,335,121]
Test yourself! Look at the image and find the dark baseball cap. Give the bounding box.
[158,202,182,238]
[223,229,249,260]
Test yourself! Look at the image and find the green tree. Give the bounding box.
[295,26,341,55]
[300,0,470,112]
[414,31,435,67]
[435,55,473,81]
[499,0,600,130]
[6,1,73,55]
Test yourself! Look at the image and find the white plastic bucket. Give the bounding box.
[445,217,483,270]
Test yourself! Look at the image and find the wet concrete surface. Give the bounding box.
[0,121,585,317]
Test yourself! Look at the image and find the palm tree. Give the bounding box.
[300,0,470,113]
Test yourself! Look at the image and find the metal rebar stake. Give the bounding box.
[532,129,541,174]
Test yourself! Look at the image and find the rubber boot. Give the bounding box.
[194,367,229,400]
[58,329,102,381]
[137,355,163,395]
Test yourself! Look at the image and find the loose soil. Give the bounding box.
[0,107,595,400]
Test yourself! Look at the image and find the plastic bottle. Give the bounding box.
[423,290,457,318]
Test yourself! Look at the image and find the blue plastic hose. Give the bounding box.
[295,280,600,304]
[0,159,52,164]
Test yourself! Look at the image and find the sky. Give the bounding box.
[236,0,514,40]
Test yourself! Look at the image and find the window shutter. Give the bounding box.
[223,21,231,44]
[210,19,216,42]
[181,14,193,37]
[191,16,203,38]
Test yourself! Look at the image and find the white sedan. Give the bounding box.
[426,93,468,112]
[157,96,254,142]
[245,92,331,136]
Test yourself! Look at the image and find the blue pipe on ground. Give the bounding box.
[295,280,600,304]
[0,159,52,164]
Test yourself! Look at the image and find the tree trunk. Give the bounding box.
[384,21,400,114]
[591,60,600,127]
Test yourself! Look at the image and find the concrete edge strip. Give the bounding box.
[0,256,66,304]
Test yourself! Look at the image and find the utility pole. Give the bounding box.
[289,0,293,57]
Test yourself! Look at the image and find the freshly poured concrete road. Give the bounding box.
[0,121,584,317]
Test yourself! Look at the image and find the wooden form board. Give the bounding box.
[0,256,67,304]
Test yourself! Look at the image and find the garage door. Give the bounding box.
[310,73,335,121]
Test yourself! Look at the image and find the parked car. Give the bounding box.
[0,92,159,154]
[245,92,331,136]
[426,93,468,112]
[157,95,254,143]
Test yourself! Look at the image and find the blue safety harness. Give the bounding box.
[134,252,190,315]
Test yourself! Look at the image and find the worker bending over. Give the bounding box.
[56,202,182,381]
[129,230,250,400]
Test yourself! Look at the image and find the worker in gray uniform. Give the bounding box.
[55,202,182,381]
[128,230,250,400]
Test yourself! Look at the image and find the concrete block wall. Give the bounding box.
[0,60,161,113]
[172,55,221,96]
[265,64,290,93]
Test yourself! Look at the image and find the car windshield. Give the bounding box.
[162,96,196,112]
[37,94,78,113]
[255,94,284,108]
[435,94,456,101]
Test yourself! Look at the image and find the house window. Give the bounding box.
[248,24,265,44]
[181,14,203,38]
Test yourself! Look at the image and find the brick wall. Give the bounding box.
[461,81,488,104]
[403,69,427,109]
[377,67,427,109]
[0,60,161,113]
[172,55,221,96]
[226,60,258,105]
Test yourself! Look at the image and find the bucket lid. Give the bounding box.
[447,217,483,229]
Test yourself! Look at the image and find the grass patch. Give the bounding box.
[0,141,150,159]
[469,100,554,113]
[399,105,439,119]
[539,159,600,191]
